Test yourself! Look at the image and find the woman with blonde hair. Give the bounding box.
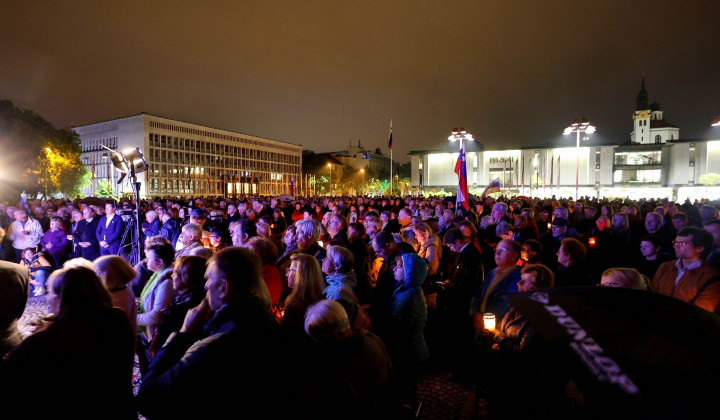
[413,222,442,279]
[93,255,138,335]
[282,253,326,336]
[600,267,649,290]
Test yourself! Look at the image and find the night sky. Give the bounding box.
[2,1,719,163]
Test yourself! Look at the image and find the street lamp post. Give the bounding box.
[360,168,365,195]
[563,118,596,200]
[327,163,332,196]
[448,127,474,210]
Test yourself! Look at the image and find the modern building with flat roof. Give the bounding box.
[409,78,720,201]
[73,113,302,199]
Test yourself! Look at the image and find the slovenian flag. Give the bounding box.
[388,120,393,150]
[481,177,501,199]
[290,177,295,196]
[454,139,469,210]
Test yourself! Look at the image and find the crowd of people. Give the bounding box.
[0,192,719,418]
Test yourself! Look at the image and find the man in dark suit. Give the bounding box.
[95,201,124,256]
[75,206,101,262]
[0,260,29,358]
[441,228,484,317]
[440,227,484,380]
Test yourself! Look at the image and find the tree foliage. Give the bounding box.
[699,173,720,186]
[309,175,329,195]
[96,178,116,199]
[0,100,88,200]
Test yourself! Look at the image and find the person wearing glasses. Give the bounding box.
[326,213,349,247]
[650,226,720,312]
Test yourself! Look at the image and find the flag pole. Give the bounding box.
[389,119,393,197]
[456,135,462,210]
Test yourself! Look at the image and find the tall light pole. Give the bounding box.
[448,127,474,210]
[327,163,332,196]
[563,118,596,200]
[360,168,365,195]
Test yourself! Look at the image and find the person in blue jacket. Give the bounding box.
[389,252,429,410]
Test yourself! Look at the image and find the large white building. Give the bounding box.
[329,140,392,176]
[73,113,302,199]
[409,78,720,201]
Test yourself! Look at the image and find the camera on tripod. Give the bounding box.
[118,208,137,222]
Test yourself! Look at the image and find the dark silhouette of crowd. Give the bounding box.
[1,192,719,419]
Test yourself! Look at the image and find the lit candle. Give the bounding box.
[483,313,496,331]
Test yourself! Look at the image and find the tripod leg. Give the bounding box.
[118,219,132,257]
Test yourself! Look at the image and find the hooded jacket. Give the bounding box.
[390,253,430,364]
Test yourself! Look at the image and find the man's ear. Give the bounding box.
[218,278,230,300]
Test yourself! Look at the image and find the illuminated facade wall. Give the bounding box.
[410,145,610,197]
[75,113,302,198]
[409,141,718,199]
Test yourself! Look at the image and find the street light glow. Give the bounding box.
[449,127,474,142]
[448,127,473,207]
[563,118,596,200]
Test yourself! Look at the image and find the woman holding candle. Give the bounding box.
[470,239,523,333]
[486,264,569,419]
[491,264,554,352]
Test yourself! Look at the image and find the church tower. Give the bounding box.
[630,74,679,144]
[631,75,651,144]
